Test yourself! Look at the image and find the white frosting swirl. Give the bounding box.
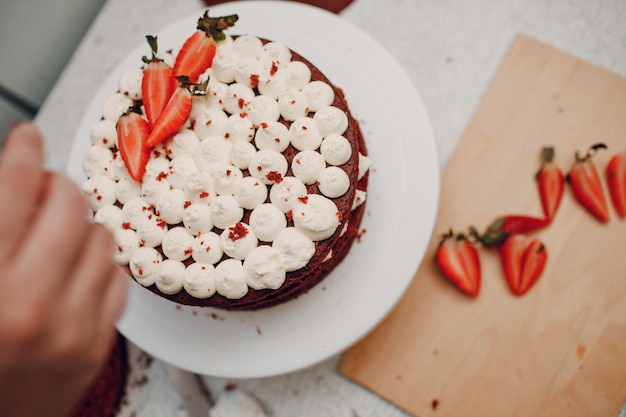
[248,150,288,185]
[302,81,334,112]
[234,57,263,88]
[156,188,187,225]
[229,141,257,170]
[116,177,141,204]
[234,176,268,210]
[233,35,263,59]
[90,119,117,148]
[220,222,258,260]
[113,228,139,265]
[162,227,195,261]
[254,121,289,152]
[94,205,123,232]
[194,135,233,174]
[192,232,223,264]
[215,259,248,299]
[291,150,325,185]
[156,259,185,295]
[223,83,255,115]
[102,93,133,121]
[119,68,143,100]
[82,175,117,211]
[224,113,255,142]
[284,60,311,91]
[121,196,152,229]
[243,246,285,290]
[245,96,280,127]
[317,166,350,198]
[140,177,170,206]
[320,134,352,166]
[260,41,292,68]
[289,117,322,151]
[272,227,315,272]
[143,156,170,179]
[212,51,237,84]
[313,106,348,137]
[183,263,217,299]
[183,203,213,236]
[184,171,214,204]
[169,157,199,190]
[209,195,243,229]
[136,215,168,247]
[292,194,340,241]
[194,108,228,139]
[269,176,307,213]
[129,246,162,287]
[249,203,287,242]
[168,129,200,159]
[83,146,114,179]
[278,89,309,121]
[257,67,287,99]
[212,164,243,196]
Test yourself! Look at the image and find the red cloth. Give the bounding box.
[202,0,354,14]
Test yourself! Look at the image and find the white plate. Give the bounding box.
[67,0,440,378]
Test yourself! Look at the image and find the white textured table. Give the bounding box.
[34,0,626,415]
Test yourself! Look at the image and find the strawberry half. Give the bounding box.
[566,143,610,223]
[606,151,626,218]
[142,35,177,127]
[174,11,238,82]
[477,215,549,247]
[145,82,192,148]
[500,234,547,296]
[435,230,481,297]
[117,108,151,181]
[536,146,565,222]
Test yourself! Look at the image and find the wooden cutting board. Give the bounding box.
[339,34,626,417]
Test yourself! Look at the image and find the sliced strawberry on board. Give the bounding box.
[566,143,610,223]
[500,234,547,296]
[476,215,549,247]
[145,81,193,148]
[174,11,238,82]
[116,108,151,182]
[142,35,177,127]
[536,146,565,222]
[606,151,626,218]
[435,230,481,297]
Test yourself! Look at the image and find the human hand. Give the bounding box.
[0,122,129,417]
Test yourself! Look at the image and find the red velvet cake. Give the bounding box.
[81,11,372,310]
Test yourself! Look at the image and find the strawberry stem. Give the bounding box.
[197,11,239,41]
[575,142,607,162]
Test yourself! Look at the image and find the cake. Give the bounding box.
[81,10,371,310]
[71,333,128,417]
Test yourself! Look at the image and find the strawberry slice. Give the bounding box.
[116,109,151,181]
[536,146,565,222]
[500,234,547,296]
[566,143,610,223]
[174,11,238,82]
[142,35,177,127]
[477,215,549,247]
[435,230,481,297]
[606,151,626,218]
[145,82,193,148]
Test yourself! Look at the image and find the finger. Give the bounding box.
[59,223,117,347]
[0,122,46,261]
[12,172,91,291]
[97,265,129,331]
